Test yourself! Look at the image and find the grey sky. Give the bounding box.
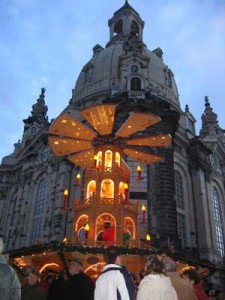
[0,0,225,161]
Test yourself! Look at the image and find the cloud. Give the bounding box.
[0,0,225,160]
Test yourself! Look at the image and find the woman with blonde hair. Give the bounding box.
[137,255,178,300]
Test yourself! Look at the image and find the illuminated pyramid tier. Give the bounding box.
[74,145,138,246]
[48,104,172,246]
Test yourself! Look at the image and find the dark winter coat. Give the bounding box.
[47,276,65,300]
[61,272,95,300]
[21,284,46,300]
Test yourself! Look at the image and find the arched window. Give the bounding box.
[168,72,172,88]
[175,170,186,248]
[131,77,141,90]
[115,152,120,167]
[215,225,224,256]
[30,217,43,245]
[177,213,186,248]
[30,180,47,245]
[175,170,184,210]
[101,179,114,198]
[97,151,102,168]
[95,213,116,243]
[123,217,135,240]
[34,179,47,214]
[105,150,112,168]
[119,182,124,195]
[114,19,123,34]
[131,20,139,36]
[211,187,222,223]
[211,187,224,256]
[75,215,89,232]
[86,180,96,198]
[165,70,173,88]
[40,146,50,162]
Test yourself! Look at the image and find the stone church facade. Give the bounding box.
[0,0,224,277]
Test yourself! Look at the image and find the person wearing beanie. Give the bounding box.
[0,237,21,300]
[61,258,95,300]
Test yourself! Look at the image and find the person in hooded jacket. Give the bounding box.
[0,237,21,300]
[137,255,178,300]
[94,246,134,300]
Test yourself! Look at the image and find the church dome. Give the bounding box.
[72,1,180,110]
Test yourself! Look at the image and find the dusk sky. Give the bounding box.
[0,0,225,162]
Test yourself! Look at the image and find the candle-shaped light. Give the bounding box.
[146,234,151,246]
[94,155,98,168]
[137,165,142,180]
[63,189,69,209]
[75,173,81,186]
[62,237,68,245]
[84,223,90,239]
[124,183,129,203]
[141,204,146,224]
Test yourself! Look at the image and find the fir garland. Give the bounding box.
[8,242,224,274]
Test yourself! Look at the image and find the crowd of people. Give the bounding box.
[1,237,225,300]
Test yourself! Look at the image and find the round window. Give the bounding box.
[131,65,139,73]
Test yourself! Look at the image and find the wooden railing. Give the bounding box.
[86,163,130,178]
[74,196,138,213]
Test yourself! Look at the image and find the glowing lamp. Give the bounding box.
[63,189,69,209]
[75,173,81,186]
[141,205,146,224]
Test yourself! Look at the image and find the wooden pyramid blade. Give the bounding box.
[123,147,163,163]
[48,136,93,156]
[115,112,161,137]
[68,149,95,168]
[49,113,97,141]
[80,104,117,136]
[126,134,172,147]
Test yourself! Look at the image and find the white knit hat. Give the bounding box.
[0,237,4,254]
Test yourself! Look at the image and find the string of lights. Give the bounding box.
[9,242,225,275]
